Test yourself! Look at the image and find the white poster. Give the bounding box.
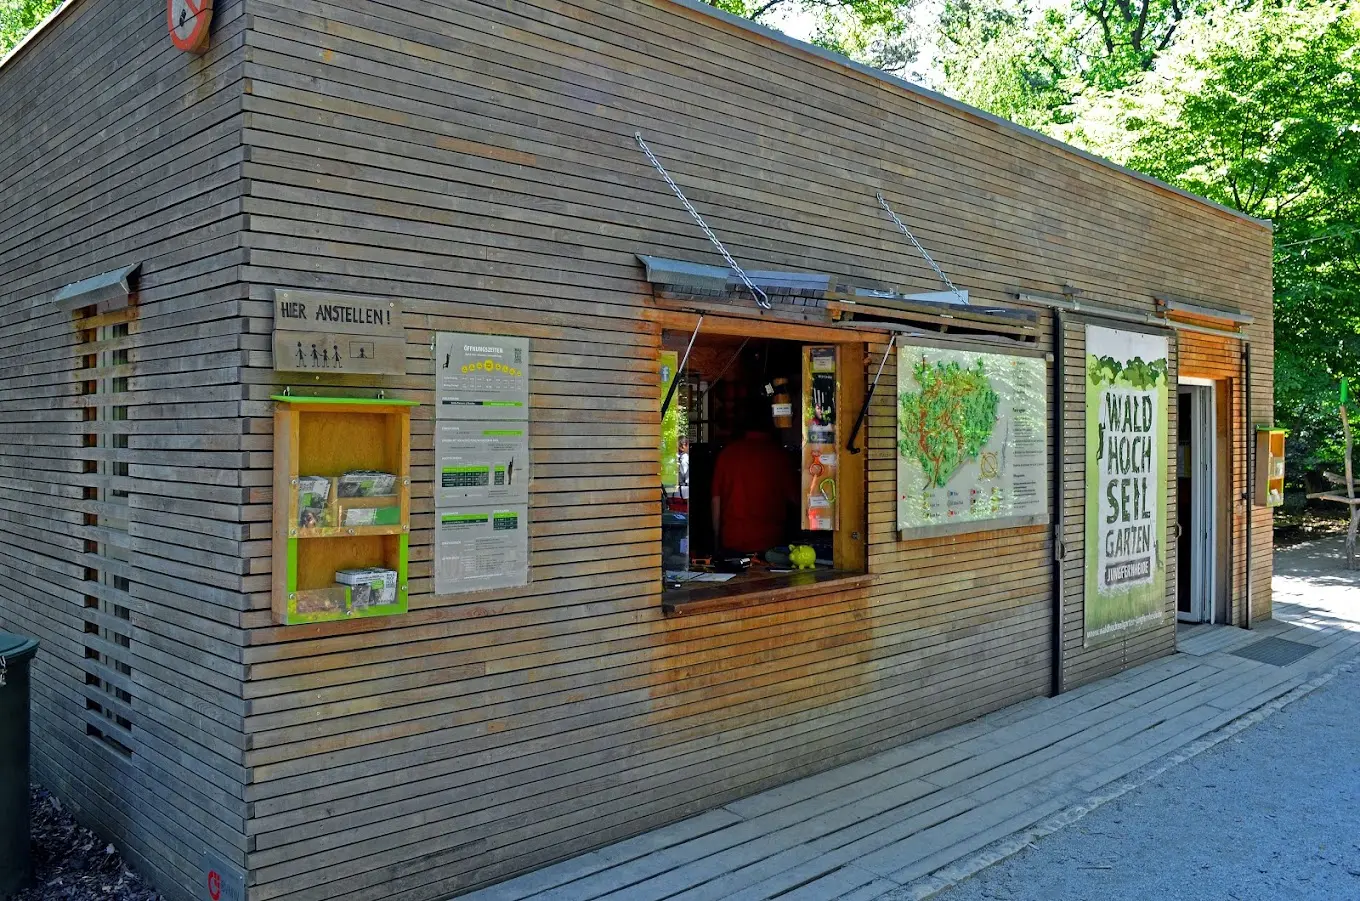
[436,420,529,505]
[896,343,1048,536]
[434,507,528,594]
[435,332,530,420]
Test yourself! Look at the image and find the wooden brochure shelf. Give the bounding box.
[272,396,415,625]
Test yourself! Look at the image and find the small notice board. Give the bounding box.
[433,332,531,595]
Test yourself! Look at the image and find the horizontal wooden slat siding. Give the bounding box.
[233,0,1273,898]
[0,2,252,900]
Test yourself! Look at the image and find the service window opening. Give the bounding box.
[660,328,866,605]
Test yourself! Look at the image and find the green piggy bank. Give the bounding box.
[789,545,816,570]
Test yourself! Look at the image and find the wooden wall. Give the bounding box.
[233,1,1274,899]
[0,1,251,898]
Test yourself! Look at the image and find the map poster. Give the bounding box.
[434,506,528,595]
[896,343,1048,537]
[435,332,530,420]
[1083,325,1169,645]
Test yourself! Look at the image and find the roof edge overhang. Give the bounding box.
[4,0,1270,234]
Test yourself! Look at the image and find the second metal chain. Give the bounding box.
[876,192,965,304]
[636,133,772,310]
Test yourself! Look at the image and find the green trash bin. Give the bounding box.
[0,631,39,898]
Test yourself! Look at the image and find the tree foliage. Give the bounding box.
[1057,2,1360,481]
[932,0,1360,484]
[937,0,1079,126]
[706,0,922,72]
[0,0,61,58]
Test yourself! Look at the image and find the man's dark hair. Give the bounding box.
[737,391,775,433]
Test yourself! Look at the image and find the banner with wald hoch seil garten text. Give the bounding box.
[1084,325,1169,645]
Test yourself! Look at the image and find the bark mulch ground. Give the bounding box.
[1274,508,1351,549]
[8,786,162,901]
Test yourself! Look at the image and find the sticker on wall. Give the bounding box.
[169,0,214,53]
[1083,325,1170,645]
[200,852,243,901]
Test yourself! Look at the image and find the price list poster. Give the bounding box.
[433,333,531,594]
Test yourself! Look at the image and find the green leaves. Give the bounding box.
[898,358,1001,488]
[1088,354,1168,389]
[0,0,62,58]
[704,0,923,74]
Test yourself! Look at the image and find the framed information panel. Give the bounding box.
[433,332,531,596]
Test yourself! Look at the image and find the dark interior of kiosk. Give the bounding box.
[661,331,843,600]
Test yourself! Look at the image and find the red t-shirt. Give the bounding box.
[712,432,798,553]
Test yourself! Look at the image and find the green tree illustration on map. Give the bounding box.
[899,358,1001,488]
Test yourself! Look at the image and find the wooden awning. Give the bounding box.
[1155,295,1254,325]
[826,290,1039,340]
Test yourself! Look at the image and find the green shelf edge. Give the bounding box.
[272,395,419,406]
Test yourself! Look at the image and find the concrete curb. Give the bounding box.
[897,656,1360,900]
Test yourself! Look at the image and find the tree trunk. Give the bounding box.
[1343,404,1357,569]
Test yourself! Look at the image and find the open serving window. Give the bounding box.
[658,315,868,613]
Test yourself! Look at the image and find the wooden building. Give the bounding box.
[0,1,1274,900]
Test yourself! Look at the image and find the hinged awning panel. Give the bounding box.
[637,255,831,294]
[52,263,140,312]
[1155,295,1254,325]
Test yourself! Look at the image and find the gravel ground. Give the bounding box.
[936,664,1360,901]
[9,786,162,901]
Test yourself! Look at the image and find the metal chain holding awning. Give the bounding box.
[635,132,772,310]
[876,192,966,305]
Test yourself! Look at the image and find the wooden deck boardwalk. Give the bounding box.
[458,540,1360,901]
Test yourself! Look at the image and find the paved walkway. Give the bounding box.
[461,539,1360,901]
[936,662,1360,900]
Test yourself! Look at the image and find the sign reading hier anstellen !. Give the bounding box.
[273,290,406,376]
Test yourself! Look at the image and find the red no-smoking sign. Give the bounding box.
[168,0,214,53]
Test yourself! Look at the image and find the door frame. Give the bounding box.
[1178,377,1217,623]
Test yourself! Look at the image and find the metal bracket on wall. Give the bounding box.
[635,132,771,310]
[846,334,896,454]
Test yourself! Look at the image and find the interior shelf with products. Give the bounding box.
[272,396,415,625]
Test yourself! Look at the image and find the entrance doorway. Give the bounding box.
[1177,381,1217,622]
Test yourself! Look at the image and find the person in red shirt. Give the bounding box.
[711,396,800,555]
